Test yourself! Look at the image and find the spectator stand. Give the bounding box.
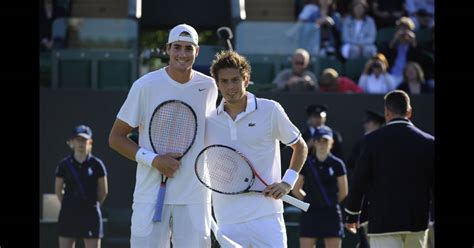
[51,18,139,90]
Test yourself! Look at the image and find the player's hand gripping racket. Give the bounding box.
[149,100,197,222]
[195,144,310,212]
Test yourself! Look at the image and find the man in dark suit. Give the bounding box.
[302,104,344,161]
[344,90,434,248]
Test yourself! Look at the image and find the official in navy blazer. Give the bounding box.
[344,90,434,248]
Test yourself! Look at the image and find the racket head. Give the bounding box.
[148,100,197,157]
[195,144,256,195]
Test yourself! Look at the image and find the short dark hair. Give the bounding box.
[210,50,251,82]
[384,90,411,116]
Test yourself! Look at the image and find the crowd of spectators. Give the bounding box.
[278,0,434,95]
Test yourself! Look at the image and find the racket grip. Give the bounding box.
[281,195,310,212]
[152,183,166,222]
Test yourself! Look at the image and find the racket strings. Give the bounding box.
[150,102,196,155]
[196,147,254,194]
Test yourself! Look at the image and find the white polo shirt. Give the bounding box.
[117,67,218,204]
[205,92,301,225]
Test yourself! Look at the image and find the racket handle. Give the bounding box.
[152,183,167,222]
[281,195,310,212]
[210,218,242,247]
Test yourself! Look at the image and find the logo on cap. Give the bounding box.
[179,32,192,39]
[167,24,199,46]
[72,125,92,139]
[313,126,333,140]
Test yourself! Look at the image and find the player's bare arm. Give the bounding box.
[264,137,308,199]
[108,118,180,177]
[291,175,306,200]
[108,118,138,160]
[288,136,308,174]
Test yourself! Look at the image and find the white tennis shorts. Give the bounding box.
[130,202,211,248]
[219,213,287,248]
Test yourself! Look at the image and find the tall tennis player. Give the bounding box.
[108,24,218,248]
[206,50,308,247]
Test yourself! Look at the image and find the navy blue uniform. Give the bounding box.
[299,153,346,238]
[55,154,107,238]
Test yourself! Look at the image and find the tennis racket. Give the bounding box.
[149,100,197,222]
[195,144,310,212]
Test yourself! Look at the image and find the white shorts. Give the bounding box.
[130,202,211,248]
[219,213,287,248]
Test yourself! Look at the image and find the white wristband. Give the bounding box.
[282,169,299,189]
[135,147,157,168]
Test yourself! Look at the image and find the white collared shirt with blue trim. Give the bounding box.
[205,92,301,225]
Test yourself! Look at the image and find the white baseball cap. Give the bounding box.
[167,24,199,46]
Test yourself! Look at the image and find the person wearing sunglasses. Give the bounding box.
[272,48,319,92]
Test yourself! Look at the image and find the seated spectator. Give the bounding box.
[272,48,319,92]
[319,68,363,93]
[40,0,67,51]
[382,16,433,85]
[358,53,398,94]
[396,61,433,94]
[405,0,434,30]
[290,0,320,55]
[316,0,343,58]
[370,0,405,28]
[393,16,416,33]
[340,0,377,59]
[294,0,342,56]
